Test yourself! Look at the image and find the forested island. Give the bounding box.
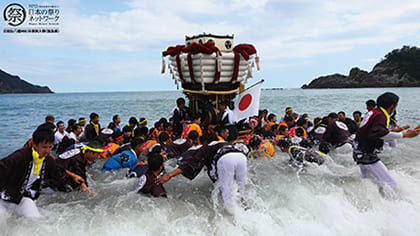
[0,69,53,94]
[302,46,420,89]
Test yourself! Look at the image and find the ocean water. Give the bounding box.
[1,87,420,235]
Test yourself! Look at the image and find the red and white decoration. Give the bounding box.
[232,81,263,122]
[162,40,260,91]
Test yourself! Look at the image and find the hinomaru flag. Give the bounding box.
[233,81,263,122]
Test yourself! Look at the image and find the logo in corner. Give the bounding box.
[3,3,26,26]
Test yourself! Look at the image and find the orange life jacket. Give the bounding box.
[258,140,275,158]
[100,143,120,159]
[288,126,307,138]
[141,140,157,154]
[181,123,202,138]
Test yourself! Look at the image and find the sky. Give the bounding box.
[1,0,420,93]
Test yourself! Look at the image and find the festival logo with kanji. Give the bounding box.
[3,3,60,34]
[3,3,26,26]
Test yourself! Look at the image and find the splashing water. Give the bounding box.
[1,88,420,235]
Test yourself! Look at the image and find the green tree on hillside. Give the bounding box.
[384,46,420,81]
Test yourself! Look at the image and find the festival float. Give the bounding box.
[161,33,261,122]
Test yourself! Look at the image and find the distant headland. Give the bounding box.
[0,69,53,94]
[301,46,420,89]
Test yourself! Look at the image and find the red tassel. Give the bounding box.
[231,52,240,83]
[233,44,257,60]
[176,54,185,83]
[214,53,221,84]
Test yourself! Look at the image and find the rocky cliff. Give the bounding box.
[0,69,53,94]
[301,46,420,89]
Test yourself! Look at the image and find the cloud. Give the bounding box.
[254,0,420,60]
[3,0,420,91]
[8,0,420,57]
[10,0,254,52]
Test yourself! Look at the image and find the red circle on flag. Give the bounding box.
[239,94,252,111]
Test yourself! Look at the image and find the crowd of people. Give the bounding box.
[1,93,419,217]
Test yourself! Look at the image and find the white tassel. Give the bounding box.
[255,55,260,71]
[245,63,253,83]
[161,56,166,74]
[169,64,174,75]
[172,73,179,90]
[171,73,177,87]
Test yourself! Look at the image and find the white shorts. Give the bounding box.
[216,152,247,208]
[359,161,397,190]
[0,197,42,218]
